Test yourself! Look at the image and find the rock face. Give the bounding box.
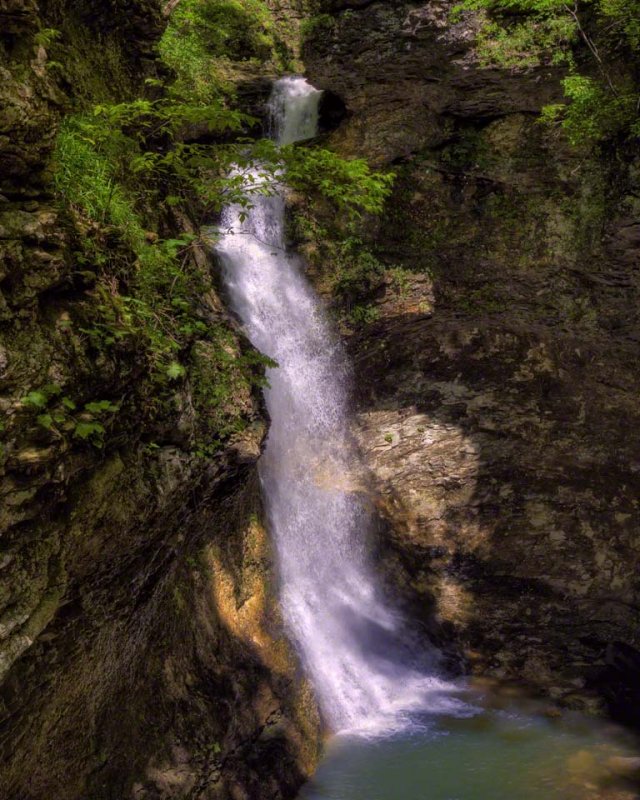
[0,1,320,797]
[304,0,640,723]
[1,456,320,799]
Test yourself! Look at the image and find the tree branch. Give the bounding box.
[563,2,619,96]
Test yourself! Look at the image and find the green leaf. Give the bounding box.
[23,391,48,409]
[34,27,61,48]
[73,421,105,440]
[84,400,119,415]
[166,361,186,380]
[162,234,196,257]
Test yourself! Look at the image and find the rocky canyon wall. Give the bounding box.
[0,1,320,797]
[302,0,640,725]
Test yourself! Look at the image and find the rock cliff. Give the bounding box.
[303,0,640,725]
[0,1,320,797]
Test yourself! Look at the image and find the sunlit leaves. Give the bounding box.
[281,146,394,218]
[166,361,187,380]
[159,0,285,103]
[542,75,640,144]
[455,0,640,144]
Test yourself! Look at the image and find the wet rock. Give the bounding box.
[606,757,640,782]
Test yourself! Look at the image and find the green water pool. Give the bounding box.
[300,690,640,800]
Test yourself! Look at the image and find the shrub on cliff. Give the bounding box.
[454,0,640,144]
[160,0,292,100]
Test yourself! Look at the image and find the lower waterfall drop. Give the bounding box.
[215,76,457,734]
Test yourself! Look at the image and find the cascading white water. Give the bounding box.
[215,76,460,734]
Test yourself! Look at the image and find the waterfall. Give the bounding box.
[215,77,459,735]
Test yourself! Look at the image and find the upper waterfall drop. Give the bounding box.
[215,77,461,734]
[267,75,322,144]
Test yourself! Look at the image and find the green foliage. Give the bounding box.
[55,119,191,365]
[84,400,119,415]
[388,266,412,297]
[455,0,567,13]
[55,100,391,225]
[54,122,141,236]
[166,361,186,381]
[332,236,386,299]
[22,384,61,409]
[474,14,575,68]
[282,147,394,218]
[73,421,106,443]
[24,391,50,409]
[183,0,274,58]
[599,0,640,49]
[541,75,640,144]
[290,209,390,327]
[22,385,119,447]
[455,0,640,144]
[53,105,254,381]
[34,27,61,48]
[453,0,577,67]
[91,98,251,142]
[189,330,276,449]
[349,304,379,326]
[160,0,290,101]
